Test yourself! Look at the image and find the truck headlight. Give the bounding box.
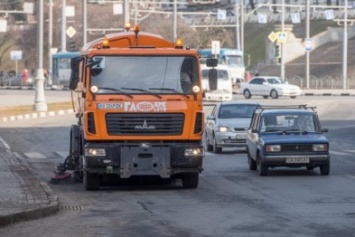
[185,148,204,157]
[85,148,106,156]
[265,145,281,152]
[313,144,328,151]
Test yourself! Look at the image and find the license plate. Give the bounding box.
[286,157,309,163]
[235,134,246,139]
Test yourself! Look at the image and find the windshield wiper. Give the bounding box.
[121,87,162,99]
[97,87,133,98]
[149,87,190,99]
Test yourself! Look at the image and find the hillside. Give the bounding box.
[256,37,355,89]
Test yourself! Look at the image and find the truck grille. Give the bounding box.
[106,113,184,135]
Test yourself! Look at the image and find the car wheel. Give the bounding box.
[290,96,297,99]
[243,89,252,99]
[213,135,222,154]
[205,131,213,152]
[319,163,330,176]
[248,151,257,171]
[257,155,268,176]
[263,95,269,99]
[270,89,279,99]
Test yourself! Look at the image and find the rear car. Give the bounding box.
[246,105,330,176]
[204,101,260,153]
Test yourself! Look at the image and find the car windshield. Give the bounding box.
[261,113,316,133]
[218,104,259,119]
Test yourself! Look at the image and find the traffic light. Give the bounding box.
[275,44,281,64]
[69,40,76,51]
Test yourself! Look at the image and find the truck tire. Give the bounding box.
[182,173,199,189]
[257,155,268,176]
[84,171,100,190]
[319,163,330,176]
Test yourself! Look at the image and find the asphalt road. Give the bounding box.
[0,95,355,237]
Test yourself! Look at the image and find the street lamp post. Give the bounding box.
[33,0,47,112]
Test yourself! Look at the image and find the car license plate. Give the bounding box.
[235,134,246,139]
[286,157,309,163]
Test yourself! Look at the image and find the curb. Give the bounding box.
[0,109,75,123]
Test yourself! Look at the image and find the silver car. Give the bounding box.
[204,101,260,153]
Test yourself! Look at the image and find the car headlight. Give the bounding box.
[313,144,328,151]
[216,126,232,132]
[265,145,281,152]
[85,148,106,156]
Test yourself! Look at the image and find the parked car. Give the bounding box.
[246,105,330,176]
[238,76,302,99]
[204,101,260,153]
[1,74,33,87]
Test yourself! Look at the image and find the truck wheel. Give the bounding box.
[243,89,252,99]
[248,152,257,171]
[270,89,279,99]
[319,163,330,176]
[257,155,268,176]
[213,136,222,153]
[182,173,199,189]
[84,172,100,190]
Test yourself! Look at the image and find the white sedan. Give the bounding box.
[238,76,302,99]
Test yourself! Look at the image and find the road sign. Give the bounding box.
[10,50,22,61]
[66,26,76,38]
[268,31,277,43]
[276,31,287,43]
[305,38,312,52]
[211,41,220,55]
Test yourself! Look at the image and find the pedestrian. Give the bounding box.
[22,69,28,85]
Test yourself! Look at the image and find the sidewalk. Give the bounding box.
[0,137,59,227]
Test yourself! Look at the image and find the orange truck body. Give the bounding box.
[67,29,206,190]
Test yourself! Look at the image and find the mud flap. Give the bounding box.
[120,146,170,178]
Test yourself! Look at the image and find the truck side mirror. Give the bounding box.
[69,57,83,90]
[208,68,217,91]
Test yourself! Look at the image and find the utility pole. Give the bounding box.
[305,0,310,89]
[280,0,285,80]
[342,0,348,89]
[61,0,66,52]
[83,0,87,45]
[33,0,47,112]
[47,0,53,86]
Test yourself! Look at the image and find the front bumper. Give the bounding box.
[83,142,204,178]
[215,131,247,148]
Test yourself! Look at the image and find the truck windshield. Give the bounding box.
[89,56,198,95]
